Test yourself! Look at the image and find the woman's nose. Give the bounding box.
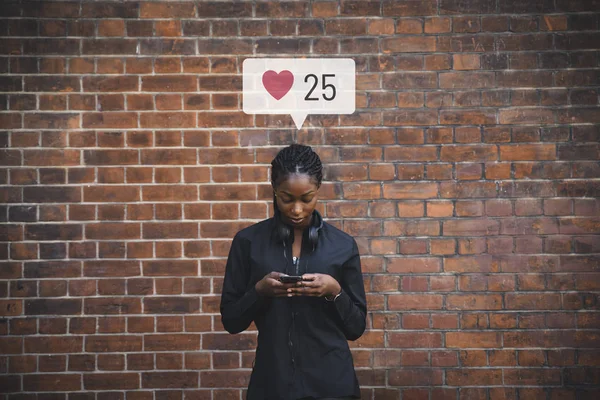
[292,203,302,214]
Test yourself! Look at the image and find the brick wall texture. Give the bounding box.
[1,0,599,399]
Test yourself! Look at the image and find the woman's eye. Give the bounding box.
[302,197,314,203]
[281,197,293,203]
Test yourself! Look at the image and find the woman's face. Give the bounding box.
[274,173,319,230]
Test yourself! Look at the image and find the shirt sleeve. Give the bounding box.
[220,233,268,334]
[327,238,367,341]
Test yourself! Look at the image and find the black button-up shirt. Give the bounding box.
[220,214,367,400]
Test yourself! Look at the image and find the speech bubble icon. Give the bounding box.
[243,58,356,129]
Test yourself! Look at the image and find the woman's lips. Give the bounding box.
[289,217,304,225]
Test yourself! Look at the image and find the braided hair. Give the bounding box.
[271,144,323,212]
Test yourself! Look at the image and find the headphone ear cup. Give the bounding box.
[308,226,319,247]
[278,222,291,244]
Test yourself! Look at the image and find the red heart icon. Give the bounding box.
[262,70,294,100]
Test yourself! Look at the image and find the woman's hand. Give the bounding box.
[255,272,296,297]
[287,273,341,298]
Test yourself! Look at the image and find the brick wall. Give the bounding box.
[1,0,599,399]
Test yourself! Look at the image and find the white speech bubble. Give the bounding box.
[243,58,355,129]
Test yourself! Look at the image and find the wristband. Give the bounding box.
[325,289,342,302]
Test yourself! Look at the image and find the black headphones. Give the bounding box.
[274,209,323,250]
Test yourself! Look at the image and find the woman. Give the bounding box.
[220,144,367,400]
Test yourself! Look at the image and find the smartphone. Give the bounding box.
[279,275,304,284]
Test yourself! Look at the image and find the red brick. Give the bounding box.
[24,336,82,354]
[454,16,481,33]
[388,332,442,348]
[541,15,567,31]
[447,294,503,310]
[459,350,487,367]
[440,182,497,198]
[424,54,452,71]
[83,334,141,353]
[83,297,141,315]
[498,144,556,161]
[387,257,441,273]
[368,19,395,35]
[425,17,451,33]
[202,333,256,351]
[311,1,337,17]
[387,215,437,234]
[383,1,437,16]
[155,94,181,110]
[505,369,561,385]
[441,145,497,162]
[440,110,496,124]
[200,371,249,388]
[425,201,452,217]
[142,76,197,92]
[140,112,196,129]
[399,239,427,254]
[383,183,438,199]
[395,19,423,34]
[83,112,137,129]
[453,54,480,70]
[98,20,125,37]
[389,294,443,310]
[432,315,459,330]
[324,19,366,36]
[430,239,456,255]
[506,293,562,310]
[83,373,140,390]
[444,256,496,273]
[447,369,502,386]
[142,334,199,353]
[143,261,196,277]
[382,37,436,53]
[385,147,437,161]
[499,108,555,124]
[24,374,81,391]
[83,76,138,92]
[456,201,484,217]
[444,219,500,236]
[389,369,442,386]
[369,201,396,218]
[140,2,195,18]
[144,297,200,314]
[440,72,494,88]
[397,201,424,217]
[447,332,502,348]
[327,201,368,218]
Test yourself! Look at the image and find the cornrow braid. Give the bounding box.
[271,144,323,211]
